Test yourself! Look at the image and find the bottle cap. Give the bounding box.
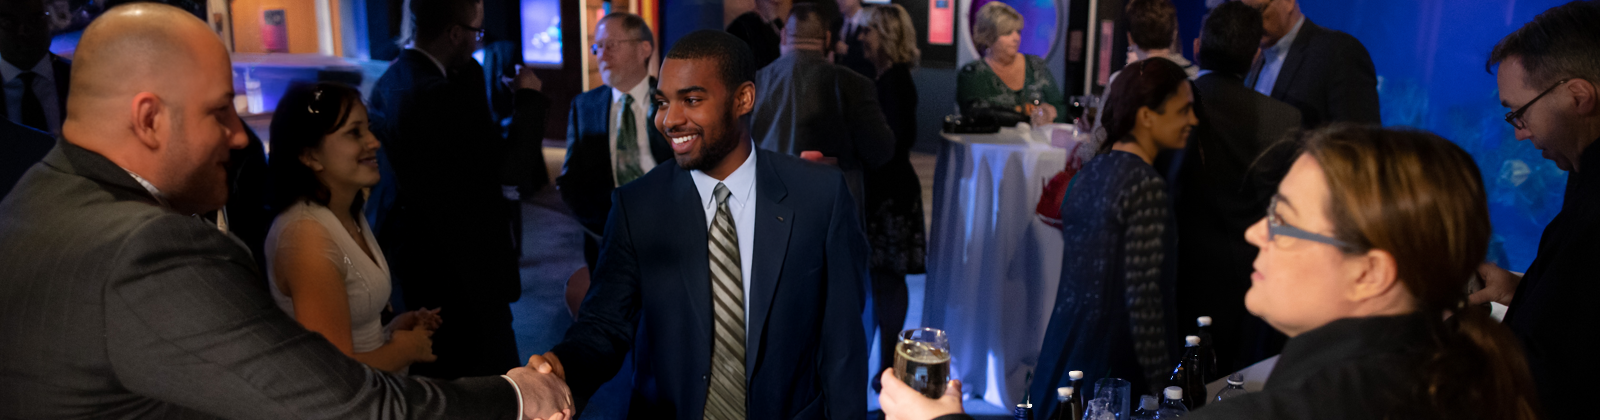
[1069,370,1084,380]
[1186,335,1200,346]
[1058,387,1075,399]
[1228,372,1245,385]
[1164,386,1183,400]
[1140,395,1159,410]
[1197,316,1212,327]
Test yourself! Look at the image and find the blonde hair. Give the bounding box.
[973,2,1022,53]
[865,4,920,66]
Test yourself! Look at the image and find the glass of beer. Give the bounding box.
[894,327,951,399]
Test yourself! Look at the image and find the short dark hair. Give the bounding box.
[1198,1,1263,76]
[1487,1,1600,89]
[786,3,830,42]
[409,0,480,44]
[665,30,756,92]
[268,82,365,214]
[598,12,654,45]
[1100,57,1190,151]
[1125,0,1177,51]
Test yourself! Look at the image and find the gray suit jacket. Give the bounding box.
[0,140,519,419]
[751,50,893,212]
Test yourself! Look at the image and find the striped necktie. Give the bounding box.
[705,182,747,419]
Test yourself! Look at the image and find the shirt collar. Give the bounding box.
[689,146,758,210]
[0,54,52,83]
[407,47,449,76]
[120,168,170,208]
[1270,15,1308,53]
[610,78,650,105]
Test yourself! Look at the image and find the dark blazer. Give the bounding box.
[368,49,547,305]
[727,12,782,70]
[1258,19,1381,128]
[0,53,70,132]
[1173,72,1302,375]
[556,81,673,238]
[550,148,869,420]
[0,140,517,419]
[1504,139,1600,420]
[0,118,53,199]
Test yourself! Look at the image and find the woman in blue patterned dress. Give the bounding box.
[1030,58,1198,417]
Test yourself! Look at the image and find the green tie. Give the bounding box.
[615,93,645,185]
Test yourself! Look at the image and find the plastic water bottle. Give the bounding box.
[1054,387,1083,420]
[1155,386,1189,418]
[1214,373,1248,403]
[1131,395,1159,420]
[1168,336,1207,408]
[1195,316,1218,382]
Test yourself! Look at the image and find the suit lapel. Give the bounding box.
[52,55,69,117]
[1271,19,1318,100]
[674,167,714,352]
[588,88,614,167]
[746,150,792,375]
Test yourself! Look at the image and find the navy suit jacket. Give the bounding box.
[556,81,673,237]
[551,148,869,420]
[0,53,70,129]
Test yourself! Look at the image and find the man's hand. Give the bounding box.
[506,365,573,420]
[1469,262,1522,306]
[528,352,566,380]
[878,369,964,420]
[513,66,543,91]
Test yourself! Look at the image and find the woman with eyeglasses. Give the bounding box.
[882,125,1542,420]
[264,82,442,373]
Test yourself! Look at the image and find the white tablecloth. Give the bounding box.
[924,127,1068,408]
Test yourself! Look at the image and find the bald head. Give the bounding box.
[65,3,246,215]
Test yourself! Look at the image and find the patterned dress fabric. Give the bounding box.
[1029,150,1182,416]
[955,54,1069,123]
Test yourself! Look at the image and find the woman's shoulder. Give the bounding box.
[958,60,990,75]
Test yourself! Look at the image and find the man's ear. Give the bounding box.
[130,92,165,150]
[734,81,757,117]
[1568,78,1597,116]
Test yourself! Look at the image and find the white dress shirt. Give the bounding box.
[609,79,658,186]
[1,55,61,136]
[688,148,757,325]
[1253,15,1306,96]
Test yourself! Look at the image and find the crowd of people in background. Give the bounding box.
[1,0,1599,419]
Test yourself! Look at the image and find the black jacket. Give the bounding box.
[0,118,52,199]
[1504,138,1600,420]
[1254,19,1381,128]
[1173,72,1302,376]
[726,12,782,70]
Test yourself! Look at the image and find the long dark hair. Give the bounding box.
[1099,58,1189,153]
[267,82,365,216]
[1304,125,1540,420]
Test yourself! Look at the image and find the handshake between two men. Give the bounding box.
[508,354,579,420]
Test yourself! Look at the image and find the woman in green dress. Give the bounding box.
[957,2,1069,123]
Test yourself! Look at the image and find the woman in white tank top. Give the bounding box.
[263,83,440,372]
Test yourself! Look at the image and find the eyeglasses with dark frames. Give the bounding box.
[1504,78,1570,130]
[1266,196,1354,250]
[458,23,485,40]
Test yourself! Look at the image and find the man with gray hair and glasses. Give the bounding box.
[1473,2,1600,418]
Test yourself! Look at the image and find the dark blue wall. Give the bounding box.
[661,0,727,56]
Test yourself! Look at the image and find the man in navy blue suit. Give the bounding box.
[532,30,869,419]
[557,12,674,271]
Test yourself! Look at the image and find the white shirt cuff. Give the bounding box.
[501,375,524,420]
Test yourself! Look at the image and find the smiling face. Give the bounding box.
[857,24,880,64]
[302,103,382,192]
[1145,82,1198,150]
[653,57,754,176]
[159,37,248,214]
